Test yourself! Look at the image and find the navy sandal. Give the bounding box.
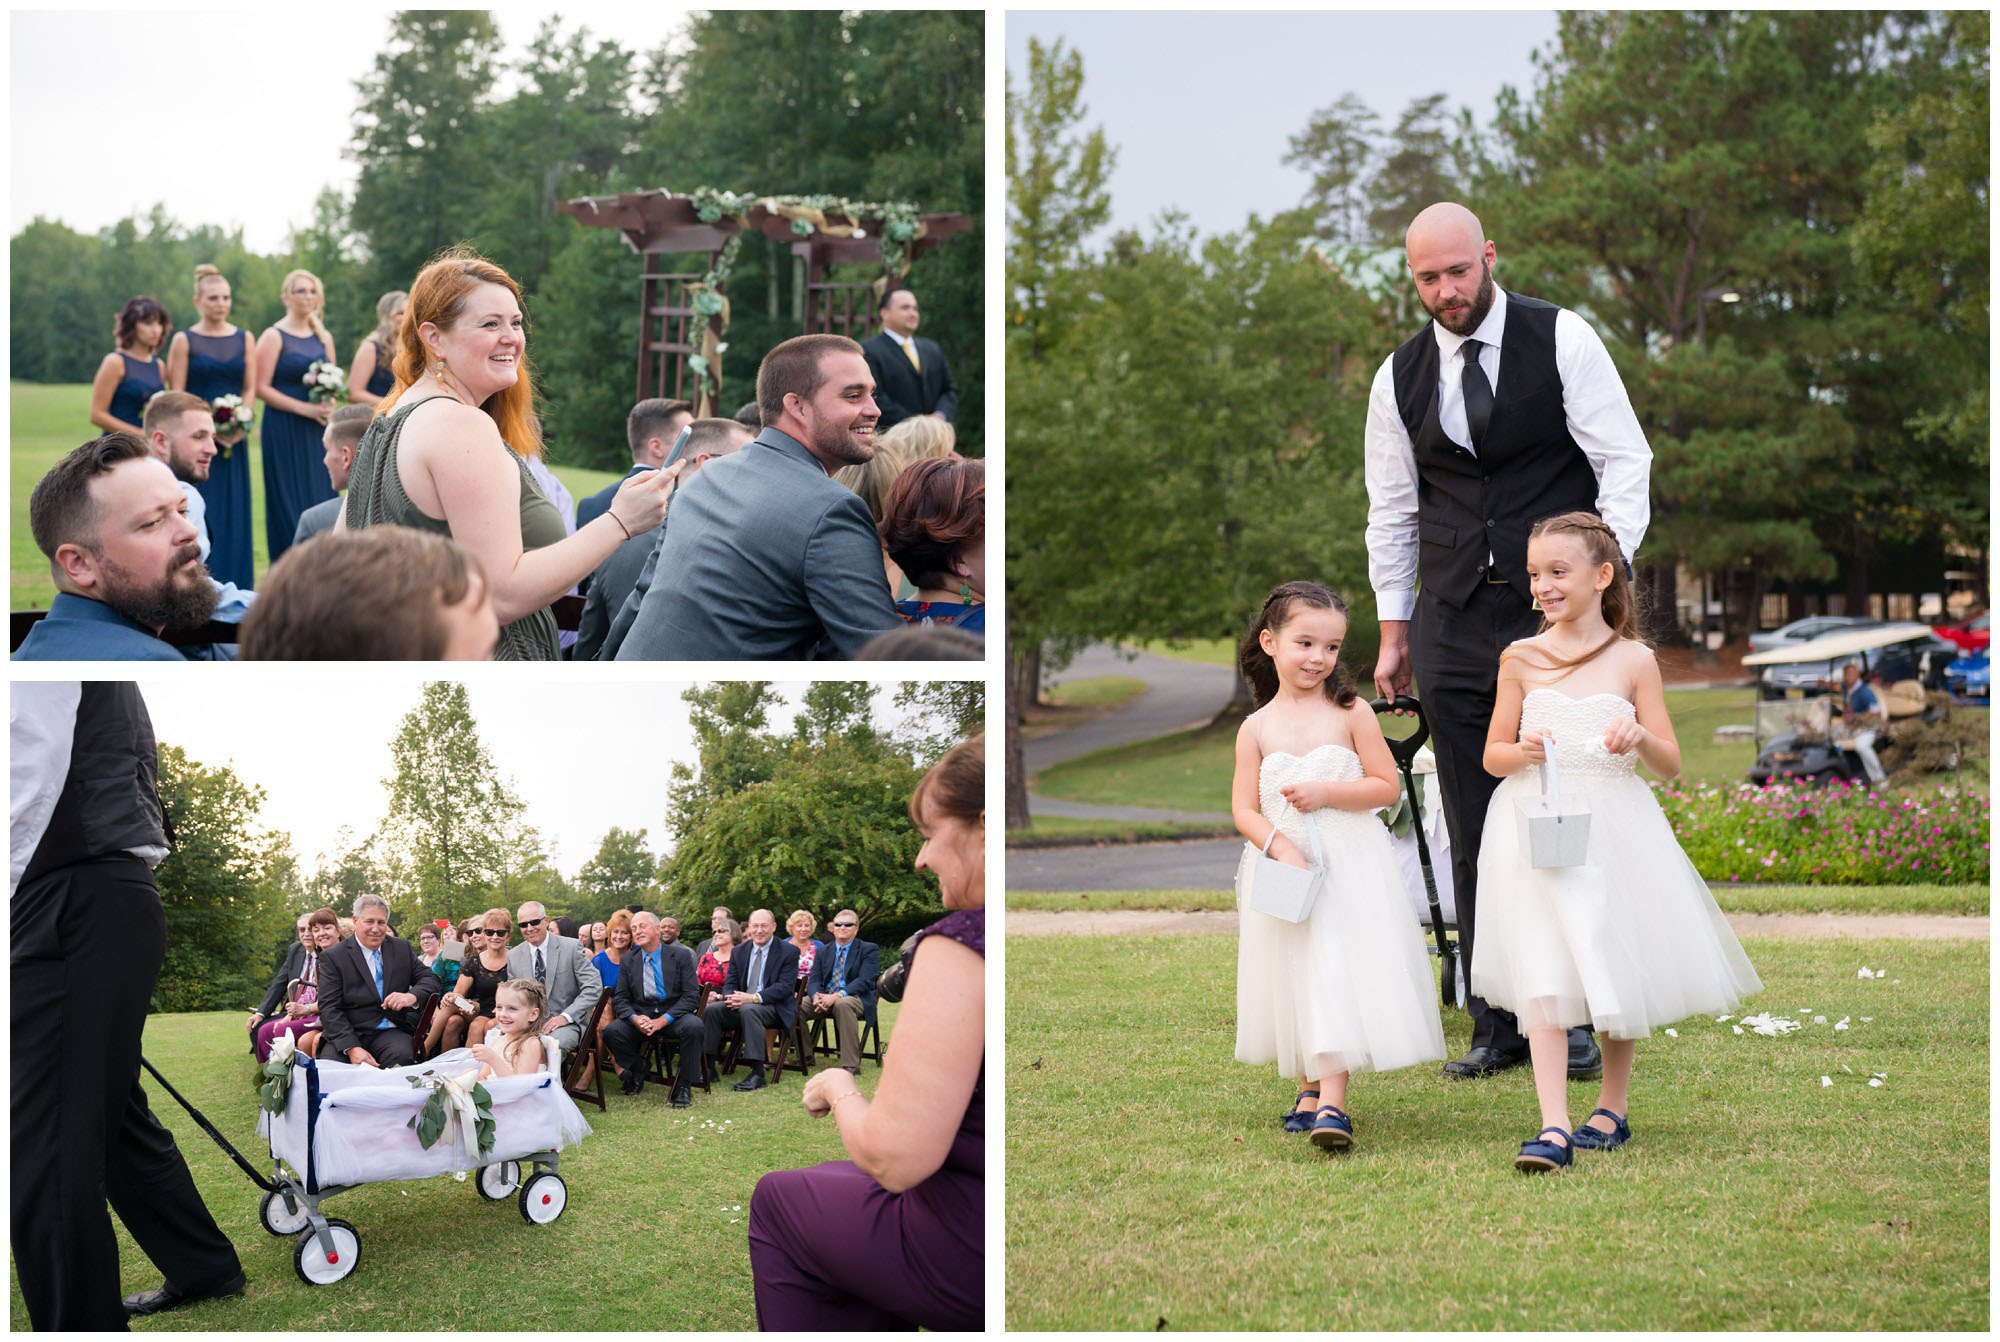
[1281,1088,1320,1134]
[1514,1126,1572,1173]
[1309,1104,1354,1152]
[1569,1108,1631,1150]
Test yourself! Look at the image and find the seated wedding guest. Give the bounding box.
[695,906,738,961]
[338,248,676,659]
[142,391,253,623]
[857,625,984,660]
[880,455,984,635]
[251,909,340,1060]
[748,735,985,1329]
[589,921,609,953]
[239,528,499,660]
[577,417,752,660]
[89,296,172,436]
[429,920,462,988]
[604,911,703,1105]
[347,290,407,407]
[695,923,735,1001]
[507,900,601,1059]
[248,912,316,1053]
[802,909,881,1076]
[592,911,633,997]
[292,404,373,545]
[660,915,697,972]
[315,895,439,1067]
[553,915,580,941]
[576,397,693,532]
[416,924,445,974]
[880,413,956,463]
[429,907,513,1054]
[18,434,219,661]
[702,909,800,1093]
[834,432,914,595]
[786,911,823,985]
[613,335,903,660]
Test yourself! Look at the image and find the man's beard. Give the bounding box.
[807,409,875,468]
[98,544,219,634]
[1426,261,1497,336]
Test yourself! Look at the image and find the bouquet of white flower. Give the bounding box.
[209,394,253,456]
[304,359,348,405]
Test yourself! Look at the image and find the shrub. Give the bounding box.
[1655,778,1990,885]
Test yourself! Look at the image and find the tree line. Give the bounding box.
[154,680,982,1011]
[11,9,983,470]
[1005,11,1988,825]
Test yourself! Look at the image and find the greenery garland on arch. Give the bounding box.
[681,188,926,404]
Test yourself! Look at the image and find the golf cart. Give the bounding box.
[1741,622,1945,786]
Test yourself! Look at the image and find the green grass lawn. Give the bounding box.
[1008,882,1990,917]
[1006,934,1989,1330]
[1045,674,1147,709]
[10,382,625,607]
[8,1004,895,1330]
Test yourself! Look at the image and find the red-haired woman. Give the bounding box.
[89,296,172,436]
[339,248,677,660]
[880,455,984,636]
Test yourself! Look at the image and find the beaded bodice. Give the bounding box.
[1257,744,1380,849]
[1519,688,1638,780]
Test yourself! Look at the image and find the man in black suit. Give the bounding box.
[801,907,881,1074]
[246,912,314,1052]
[702,908,800,1091]
[11,682,244,1328]
[315,895,438,1067]
[575,398,693,535]
[861,285,957,432]
[603,911,703,1106]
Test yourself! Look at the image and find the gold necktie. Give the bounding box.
[903,340,921,373]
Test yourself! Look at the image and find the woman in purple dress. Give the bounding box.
[167,265,258,588]
[89,296,172,436]
[255,268,337,564]
[747,734,985,1331]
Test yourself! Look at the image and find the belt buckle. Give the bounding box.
[1483,567,1511,585]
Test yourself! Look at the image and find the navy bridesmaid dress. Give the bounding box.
[365,337,395,399]
[261,328,337,565]
[106,353,164,431]
[182,328,256,588]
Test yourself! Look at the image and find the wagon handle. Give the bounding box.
[140,1054,280,1194]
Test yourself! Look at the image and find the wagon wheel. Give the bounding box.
[293,1218,361,1285]
[476,1160,521,1201]
[259,1188,311,1236]
[519,1172,568,1225]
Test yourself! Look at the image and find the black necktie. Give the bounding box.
[1461,338,1494,450]
[534,947,545,981]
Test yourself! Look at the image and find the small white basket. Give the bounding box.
[1243,812,1327,923]
[1514,747,1591,868]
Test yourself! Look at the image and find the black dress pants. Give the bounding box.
[11,854,241,1331]
[1410,581,1543,1056]
[604,1010,704,1082]
[705,1000,778,1062]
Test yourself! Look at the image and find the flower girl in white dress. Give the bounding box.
[1231,582,1446,1151]
[1474,513,1762,1173]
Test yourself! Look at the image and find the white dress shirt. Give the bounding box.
[1363,284,1653,621]
[11,682,168,896]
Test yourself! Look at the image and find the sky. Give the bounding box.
[9,5,698,253]
[125,677,934,880]
[1005,10,1562,245]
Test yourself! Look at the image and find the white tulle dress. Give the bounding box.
[1234,744,1447,1080]
[1471,689,1763,1040]
[261,1045,592,1186]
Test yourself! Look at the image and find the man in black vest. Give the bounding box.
[1365,202,1653,1081]
[11,683,244,1328]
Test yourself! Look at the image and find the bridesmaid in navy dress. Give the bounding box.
[167,264,259,589]
[348,289,408,406]
[88,296,171,436]
[255,268,336,564]
[747,735,985,1331]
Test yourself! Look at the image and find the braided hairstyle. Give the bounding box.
[1514,510,1646,674]
[1238,581,1358,709]
[494,977,549,1063]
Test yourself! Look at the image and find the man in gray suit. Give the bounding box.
[507,900,601,1059]
[611,334,903,660]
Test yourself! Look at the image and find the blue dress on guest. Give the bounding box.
[365,338,395,399]
[182,327,256,589]
[895,599,985,636]
[106,352,164,431]
[591,950,622,996]
[262,328,336,565]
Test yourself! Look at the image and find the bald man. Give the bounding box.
[1363,201,1653,1083]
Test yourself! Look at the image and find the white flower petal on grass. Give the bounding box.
[1834,1017,1850,1031]
[1813,1015,1827,1025]
[1840,1064,1853,1074]
[1738,1012,1804,1037]
[1868,1078,1884,1088]
[1717,1015,1733,1022]
[1665,1028,1678,1037]
[1858,966,1872,979]
[1732,1026,1744,1035]
[1860,1017,1873,1023]
[1821,1076,1833,1087]
[1872,1072,1888,1080]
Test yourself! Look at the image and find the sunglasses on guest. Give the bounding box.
[831,921,856,929]
[517,917,546,929]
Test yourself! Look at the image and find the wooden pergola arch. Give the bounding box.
[556,191,970,415]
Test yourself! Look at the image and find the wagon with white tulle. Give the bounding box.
[250,1040,590,1284]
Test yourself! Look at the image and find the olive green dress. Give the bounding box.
[343,395,563,660]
